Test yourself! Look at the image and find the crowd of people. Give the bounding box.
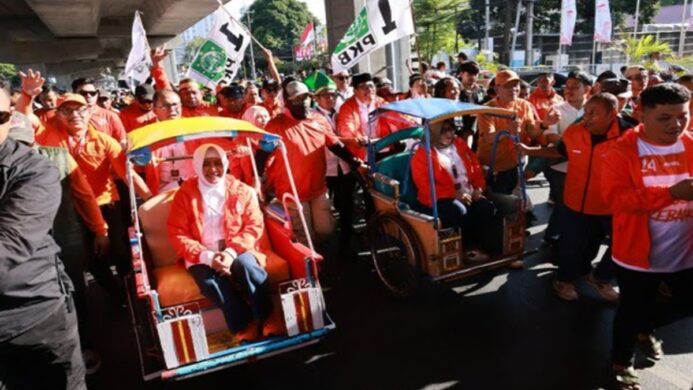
[0,45,691,390]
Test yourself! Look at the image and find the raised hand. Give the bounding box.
[150,45,169,67]
[19,69,45,97]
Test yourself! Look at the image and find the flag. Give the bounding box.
[295,22,315,61]
[559,0,577,45]
[124,12,151,87]
[186,8,250,88]
[294,45,313,62]
[299,22,315,48]
[688,1,693,31]
[594,0,612,43]
[331,0,415,73]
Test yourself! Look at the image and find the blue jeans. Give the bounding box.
[420,198,502,255]
[557,208,614,282]
[188,252,273,332]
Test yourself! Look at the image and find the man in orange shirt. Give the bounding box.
[72,77,127,144]
[477,70,558,195]
[520,93,631,302]
[36,93,152,303]
[602,83,693,389]
[34,85,59,123]
[264,81,366,246]
[178,78,218,117]
[261,79,283,119]
[119,84,157,133]
[218,83,248,119]
[528,72,564,121]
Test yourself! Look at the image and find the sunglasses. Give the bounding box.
[138,98,154,105]
[0,111,10,125]
[78,90,99,97]
[334,76,350,81]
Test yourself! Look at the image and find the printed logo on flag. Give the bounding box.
[334,7,371,54]
[190,40,227,82]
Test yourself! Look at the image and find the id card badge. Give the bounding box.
[170,169,180,180]
[217,239,226,252]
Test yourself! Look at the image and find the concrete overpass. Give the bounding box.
[0,0,229,84]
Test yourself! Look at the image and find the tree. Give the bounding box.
[247,0,319,61]
[182,37,206,66]
[414,0,470,62]
[0,63,17,80]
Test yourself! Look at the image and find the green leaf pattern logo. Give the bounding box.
[334,7,370,53]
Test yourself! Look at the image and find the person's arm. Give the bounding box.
[0,156,60,270]
[517,143,562,159]
[602,146,679,213]
[107,111,127,144]
[150,46,173,90]
[261,47,281,83]
[16,69,45,128]
[327,143,365,171]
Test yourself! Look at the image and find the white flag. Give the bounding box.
[331,0,415,73]
[186,8,250,88]
[594,0,612,43]
[559,0,577,45]
[124,12,151,86]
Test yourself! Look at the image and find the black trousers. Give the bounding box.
[557,208,613,282]
[612,265,693,366]
[0,298,86,390]
[333,170,373,247]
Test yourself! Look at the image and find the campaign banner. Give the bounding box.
[331,0,414,73]
[559,0,577,46]
[594,0,612,43]
[186,8,250,88]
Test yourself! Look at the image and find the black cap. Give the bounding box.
[600,78,630,96]
[596,70,618,83]
[262,79,280,92]
[135,84,155,100]
[351,73,373,88]
[220,83,245,99]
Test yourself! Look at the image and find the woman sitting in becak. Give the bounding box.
[411,119,502,260]
[167,143,273,341]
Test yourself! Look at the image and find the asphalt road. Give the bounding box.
[85,181,693,390]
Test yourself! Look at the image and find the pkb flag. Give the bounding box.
[186,8,250,88]
[331,0,414,73]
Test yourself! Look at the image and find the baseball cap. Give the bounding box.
[135,84,156,100]
[57,93,87,107]
[220,83,245,99]
[495,70,521,87]
[284,81,311,100]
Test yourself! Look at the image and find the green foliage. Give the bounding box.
[182,37,206,66]
[247,0,318,60]
[413,0,470,62]
[667,54,693,73]
[475,52,500,72]
[616,35,672,66]
[0,63,17,80]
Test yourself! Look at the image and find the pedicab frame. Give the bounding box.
[123,116,335,381]
[365,98,533,297]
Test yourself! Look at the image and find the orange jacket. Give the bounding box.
[36,118,129,206]
[90,105,127,142]
[336,95,386,159]
[411,138,486,208]
[561,116,630,215]
[602,129,693,269]
[65,153,109,236]
[167,175,266,267]
[119,103,157,133]
[528,88,563,120]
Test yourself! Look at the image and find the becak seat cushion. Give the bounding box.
[154,249,291,308]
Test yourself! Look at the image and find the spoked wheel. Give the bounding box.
[368,213,422,298]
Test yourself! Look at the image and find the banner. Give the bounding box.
[294,45,313,62]
[295,22,315,61]
[331,0,415,73]
[594,0,612,43]
[559,0,577,46]
[124,12,151,86]
[186,8,250,88]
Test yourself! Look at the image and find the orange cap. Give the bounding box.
[495,70,521,87]
[57,93,87,107]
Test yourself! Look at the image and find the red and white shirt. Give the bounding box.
[617,138,693,272]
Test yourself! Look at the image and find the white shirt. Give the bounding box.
[546,101,583,138]
[188,181,228,269]
[312,106,340,177]
[435,145,472,195]
[335,87,353,112]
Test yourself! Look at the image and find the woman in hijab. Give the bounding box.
[241,105,271,129]
[410,119,502,260]
[167,143,273,341]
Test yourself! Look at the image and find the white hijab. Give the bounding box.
[192,143,229,216]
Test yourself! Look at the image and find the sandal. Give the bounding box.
[637,334,663,361]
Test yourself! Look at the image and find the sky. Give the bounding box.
[225,0,327,23]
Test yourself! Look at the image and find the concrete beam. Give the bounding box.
[0,39,101,63]
[44,60,116,78]
[25,0,102,36]
[142,0,224,35]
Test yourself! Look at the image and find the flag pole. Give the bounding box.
[679,0,689,56]
[216,0,268,51]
